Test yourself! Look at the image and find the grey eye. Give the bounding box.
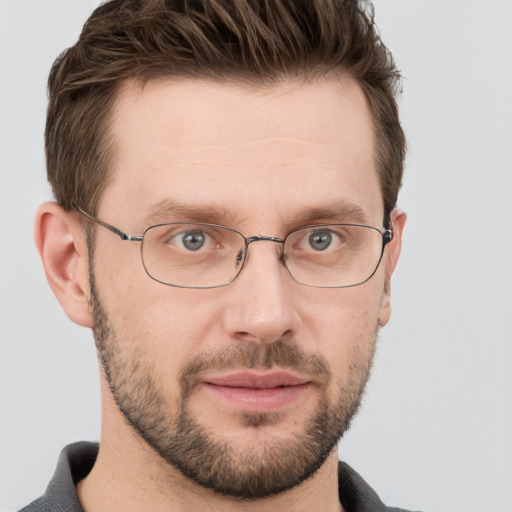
[308,230,332,251]
[182,230,206,251]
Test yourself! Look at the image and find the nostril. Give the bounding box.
[280,329,293,340]
[232,329,294,346]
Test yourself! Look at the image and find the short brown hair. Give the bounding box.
[46,0,405,219]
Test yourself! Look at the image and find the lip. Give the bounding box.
[205,371,309,388]
[202,371,312,414]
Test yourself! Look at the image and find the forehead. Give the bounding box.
[102,77,382,229]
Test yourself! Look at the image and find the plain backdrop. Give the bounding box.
[1,1,511,511]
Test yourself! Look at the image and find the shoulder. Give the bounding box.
[338,461,425,512]
[16,442,98,512]
[17,496,49,512]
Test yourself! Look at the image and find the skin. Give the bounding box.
[35,77,406,512]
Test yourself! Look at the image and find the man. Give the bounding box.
[22,0,410,510]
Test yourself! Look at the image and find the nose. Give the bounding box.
[221,240,301,345]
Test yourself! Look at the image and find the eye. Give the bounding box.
[174,229,211,251]
[307,229,335,251]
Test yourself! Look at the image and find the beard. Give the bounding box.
[89,267,376,500]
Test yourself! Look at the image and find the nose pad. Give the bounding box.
[235,249,244,266]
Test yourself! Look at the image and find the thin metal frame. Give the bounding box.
[75,206,393,289]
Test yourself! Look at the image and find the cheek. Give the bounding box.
[97,260,227,372]
[297,285,382,383]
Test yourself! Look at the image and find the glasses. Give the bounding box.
[76,207,393,289]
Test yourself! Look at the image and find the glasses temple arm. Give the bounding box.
[74,205,142,241]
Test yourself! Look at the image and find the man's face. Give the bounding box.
[89,77,398,498]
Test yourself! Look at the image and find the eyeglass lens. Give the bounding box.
[141,223,385,289]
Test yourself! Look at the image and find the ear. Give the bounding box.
[378,208,407,327]
[34,202,93,328]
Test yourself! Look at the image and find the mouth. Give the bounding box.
[202,371,312,414]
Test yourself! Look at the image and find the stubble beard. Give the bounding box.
[89,266,377,500]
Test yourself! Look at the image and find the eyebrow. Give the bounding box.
[141,198,370,230]
[289,202,369,226]
[141,199,246,227]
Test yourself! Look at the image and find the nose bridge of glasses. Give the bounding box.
[243,235,287,268]
[245,235,285,246]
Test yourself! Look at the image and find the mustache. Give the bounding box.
[179,338,331,399]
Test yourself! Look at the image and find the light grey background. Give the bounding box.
[1,1,511,511]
